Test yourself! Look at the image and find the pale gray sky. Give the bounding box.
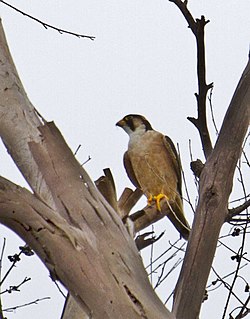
[0,1,249,318]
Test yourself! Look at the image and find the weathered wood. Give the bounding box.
[95,168,119,213]
[0,19,173,319]
[173,58,250,319]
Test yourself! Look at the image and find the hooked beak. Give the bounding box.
[116,119,126,127]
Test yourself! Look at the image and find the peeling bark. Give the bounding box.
[0,20,173,319]
[0,10,249,319]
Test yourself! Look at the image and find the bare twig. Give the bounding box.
[74,144,81,156]
[188,139,199,189]
[177,143,196,214]
[207,264,248,291]
[0,245,33,286]
[165,289,175,305]
[212,267,247,308]
[145,239,181,269]
[230,194,250,205]
[170,0,213,158]
[234,295,250,319]
[242,149,250,168]
[228,144,250,222]
[3,297,51,312]
[0,0,95,40]
[0,251,22,286]
[154,258,182,289]
[208,87,219,135]
[242,132,250,167]
[0,238,6,319]
[217,239,250,263]
[227,199,250,221]
[81,155,92,166]
[169,0,196,31]
[148,243,185,278]
[0,277,31,295]
[0,239,6,280]
[150,225,154,284]
[53,280,67,298]
[222,165,249,319]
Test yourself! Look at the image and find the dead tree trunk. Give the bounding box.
[173,59,250,319]
[0,14,249,319]
[0,20,172,319]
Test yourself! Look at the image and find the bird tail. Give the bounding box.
[166,196,190,240]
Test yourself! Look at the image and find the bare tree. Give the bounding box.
[0,1,249,319]
[0,17,173,319]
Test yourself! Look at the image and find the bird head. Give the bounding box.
[116,114,153,136]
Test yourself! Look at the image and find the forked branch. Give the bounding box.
[170,0,213,158]
[95,169,187,244]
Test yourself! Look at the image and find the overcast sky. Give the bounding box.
[0,1,249,318]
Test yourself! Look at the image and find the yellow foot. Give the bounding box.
[147,195,153,206]
[147,193,169,211]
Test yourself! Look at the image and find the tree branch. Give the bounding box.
[227,198,250,221]
[95,168,119,213]
[3,297,51,313]
[0,20,173,319]
[170,0,213,158]
[95,169,190,238]
[0,1,95,40]
[135,231,165,251]
[173,58,250,319]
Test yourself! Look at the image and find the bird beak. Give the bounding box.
[116,119,126,127]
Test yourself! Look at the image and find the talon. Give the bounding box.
[147,195,153,206]
[154,193,169,211]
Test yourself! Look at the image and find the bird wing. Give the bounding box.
[123,151,141,189]
[162,135,190,239]
[162,135,182,198]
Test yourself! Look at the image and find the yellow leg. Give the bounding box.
[153,193,169,211]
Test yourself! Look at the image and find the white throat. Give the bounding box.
[127,125,147,147]
[128,124,145,137]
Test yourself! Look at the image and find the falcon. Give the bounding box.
[116,114,190,240]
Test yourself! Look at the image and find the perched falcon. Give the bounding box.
[116,114,190,240]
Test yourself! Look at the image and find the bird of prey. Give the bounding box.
[116,114,190,240]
